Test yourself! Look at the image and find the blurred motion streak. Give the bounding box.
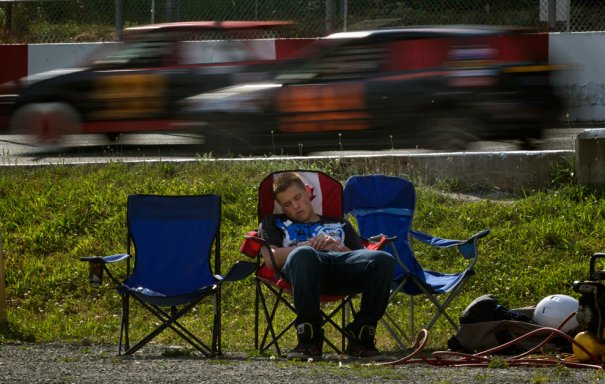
[181,26,567,155]
[0,21,307,148]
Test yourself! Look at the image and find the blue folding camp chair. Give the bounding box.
[81,194,255,356]
[343,175,489,349]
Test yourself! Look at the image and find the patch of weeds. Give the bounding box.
[531,374,548,384]
[487,356,508,369]
[473,372,491,382]
[339,363,400,380]
[206,358,236,365]
[551,362,571,378]
[594,370,605,380]
[62,356,80,363]
[245,349,272,359]
[161,347,196,358]
[550,154,575,186]
[109,356,121,364]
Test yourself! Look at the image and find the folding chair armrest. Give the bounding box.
[458,229,490,260]
[363,234,397,251]
[221,260,257,283]
[80,254,131,288]
[241,231,283,277]
[410,229,489,260]
[410,229,462,248]
[241,232,266,259]
[80,253,131,264]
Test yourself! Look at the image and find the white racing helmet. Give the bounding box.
[533,294,580,333]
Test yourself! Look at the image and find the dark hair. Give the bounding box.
[273,172,305,197]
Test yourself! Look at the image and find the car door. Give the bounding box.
[274,41,386,134]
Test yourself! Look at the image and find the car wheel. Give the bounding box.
[11,102,81,148]
[421,117,480,151]
[518,129,543,150]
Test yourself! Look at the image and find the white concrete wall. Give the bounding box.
[26,40,277,75]
[28,43,118,74]
[549,32,605,122]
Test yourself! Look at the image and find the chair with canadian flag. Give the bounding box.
[239,170,387,357]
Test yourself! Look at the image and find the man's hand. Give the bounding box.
[307,234,347,251]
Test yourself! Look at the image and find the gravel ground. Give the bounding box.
[0,342,603,384]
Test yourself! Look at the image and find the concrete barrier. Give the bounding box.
[241,150,575,193]
[576,129,605,186]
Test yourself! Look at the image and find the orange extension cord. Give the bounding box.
[377,313,604,369]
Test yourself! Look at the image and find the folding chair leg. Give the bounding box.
[255,281,355,356]
[380,312,411,350]
[424,281,468,332]
[254,281,260,350]
[213,287,221,356]
[256,282,284,356]
[118,294,130,355]
[341,300,347,352]
[122,297,215,357]
[410,296,415,336]
[260,288,297,355]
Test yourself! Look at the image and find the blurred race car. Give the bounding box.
[182,25,565,154]
[0,21,300,146]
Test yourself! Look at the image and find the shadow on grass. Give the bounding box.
[0,321,36,342]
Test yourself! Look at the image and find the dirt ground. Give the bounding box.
[0,342,603,384]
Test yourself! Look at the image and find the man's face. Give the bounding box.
[275,183,316,223]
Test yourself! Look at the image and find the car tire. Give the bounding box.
[11,102,81,148]
[421,117,480,151]
[518,128,543,150]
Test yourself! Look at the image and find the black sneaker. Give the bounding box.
[286,323,323,361]
[345,324,390,361]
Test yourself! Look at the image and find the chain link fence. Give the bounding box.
[1,0,604,44]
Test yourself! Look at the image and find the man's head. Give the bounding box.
[273,172,318,223]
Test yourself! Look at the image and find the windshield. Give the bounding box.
[273,38,386,83]
[92,38,175,69]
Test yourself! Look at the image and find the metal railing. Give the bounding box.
[1,0,604,43]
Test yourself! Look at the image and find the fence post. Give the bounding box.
[4,3,12,36]
[548,0,557,31]
[326,0,336,35]
[115,0,123,40]
[342,0,348,32]
[167,0,174,22]
[151,0,156,24]
[0,230,6,324]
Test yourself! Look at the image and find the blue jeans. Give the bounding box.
[281,246,394,333]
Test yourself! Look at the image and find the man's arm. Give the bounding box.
[262,236,347,271]
[261,243,297,271]
[259,216,350,271]
[259,217,294,271]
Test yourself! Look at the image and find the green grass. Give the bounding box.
[0,159,603,354]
